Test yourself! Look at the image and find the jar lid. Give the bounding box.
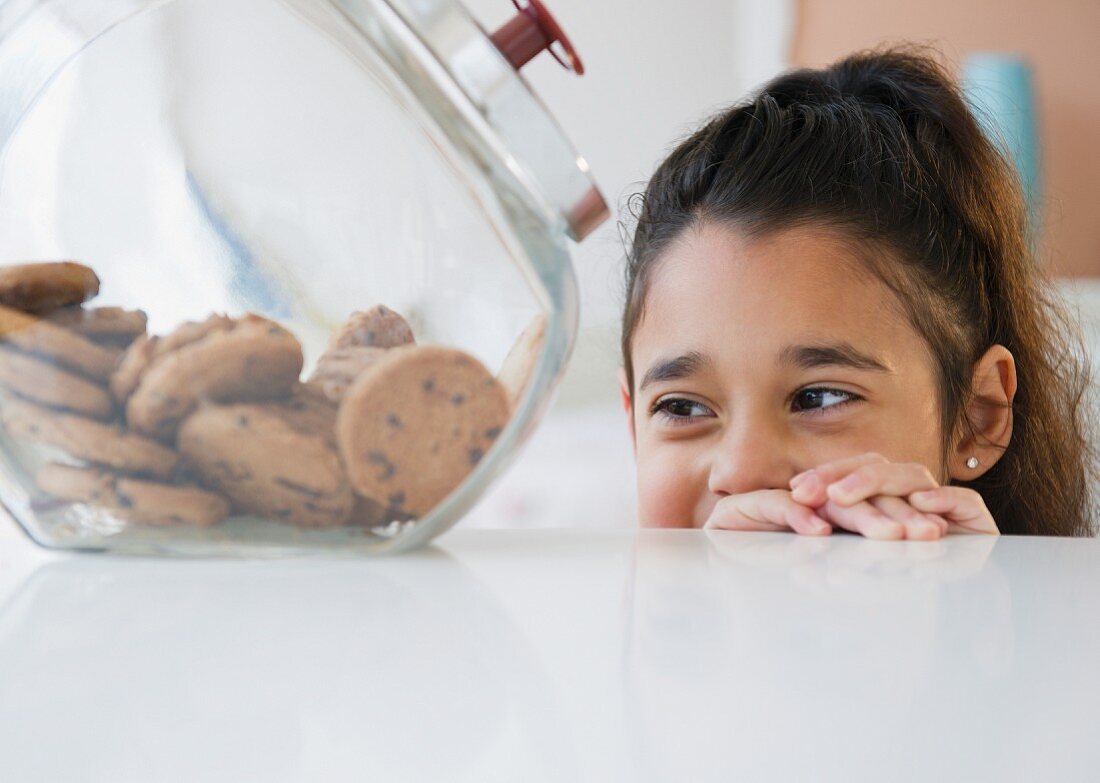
[349,0,609,242]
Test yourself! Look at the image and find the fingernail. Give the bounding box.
[790,471,810,489]
[790,473,820,501]
[867,520,904,540]
[913,522,940,539]
[812,519,831,534]
[835,474,862,494]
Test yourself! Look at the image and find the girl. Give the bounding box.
[619,47,1094,538]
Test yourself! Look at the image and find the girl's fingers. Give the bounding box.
[789,452,888,506]
[870,495,947,540]
[908,486,1000,535]
[705,490,832,536]
[707,482,996,540]
[793,452,889,484]
[818,499,905,540]
[823,462,940,507]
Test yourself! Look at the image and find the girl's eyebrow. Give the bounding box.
[638,344,890,392]
[639,350,714,391]
[780,343,891,373]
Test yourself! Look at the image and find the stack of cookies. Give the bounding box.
[0,261,238,527]
[0,261,532,533]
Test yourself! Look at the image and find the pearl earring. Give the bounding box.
[966,456,980,469]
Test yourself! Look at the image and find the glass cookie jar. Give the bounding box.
[0,0,607,555]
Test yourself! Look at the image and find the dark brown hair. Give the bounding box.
[621,46,1095,536]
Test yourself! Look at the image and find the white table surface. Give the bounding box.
[1,515,1099,783]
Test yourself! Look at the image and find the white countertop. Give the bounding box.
[1,517,1099,782]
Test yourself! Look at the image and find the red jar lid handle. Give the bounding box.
[490,0,585,75]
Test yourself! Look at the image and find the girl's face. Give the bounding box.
[623,221,946,528]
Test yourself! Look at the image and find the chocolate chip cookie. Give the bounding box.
[497,314,547,410]
[179,403,354,528]
[0,346,115,419]
[2,396,177,478]
[336,345,509,517]
[110,314,237,403]
[0,262,100,312]
[126,315,303,440]
[46,306,148,346]
[306,346,387,403]
[36,463,229,527]
[328,305,415,350]
[0,303,121,382]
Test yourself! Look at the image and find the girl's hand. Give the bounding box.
[788,453,999,537]
[703,486,933,540]
[703,489,833,536]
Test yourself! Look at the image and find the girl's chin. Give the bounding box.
[636,490,712,528]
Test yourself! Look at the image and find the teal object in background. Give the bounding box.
[962,53,1041,231]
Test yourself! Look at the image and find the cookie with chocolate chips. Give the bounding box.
[336,345,509,517]
[0,261,100,313]
[126,314,303,440]
[0,303,121,382]
[497,314,547,411]
[46,306,148,347]
[179,402,354,529]
[328,305,415,350]
[0,346,115,419]
[36,463,229,527]
[110,314,236,403]
[306,346,387,403]
[2,396,177,478]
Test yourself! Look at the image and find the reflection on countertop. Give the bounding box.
[1,526,1098,782]
[0,541,571,782]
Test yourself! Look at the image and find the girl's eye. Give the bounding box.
[791,387,861,414]
[650,397,715,423]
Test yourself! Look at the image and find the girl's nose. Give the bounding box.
[706,417,792,497]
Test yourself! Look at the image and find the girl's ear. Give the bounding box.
[948,344,1017,480]
[618,367,636,450]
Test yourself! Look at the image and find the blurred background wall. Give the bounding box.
[793,0,1100,279]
